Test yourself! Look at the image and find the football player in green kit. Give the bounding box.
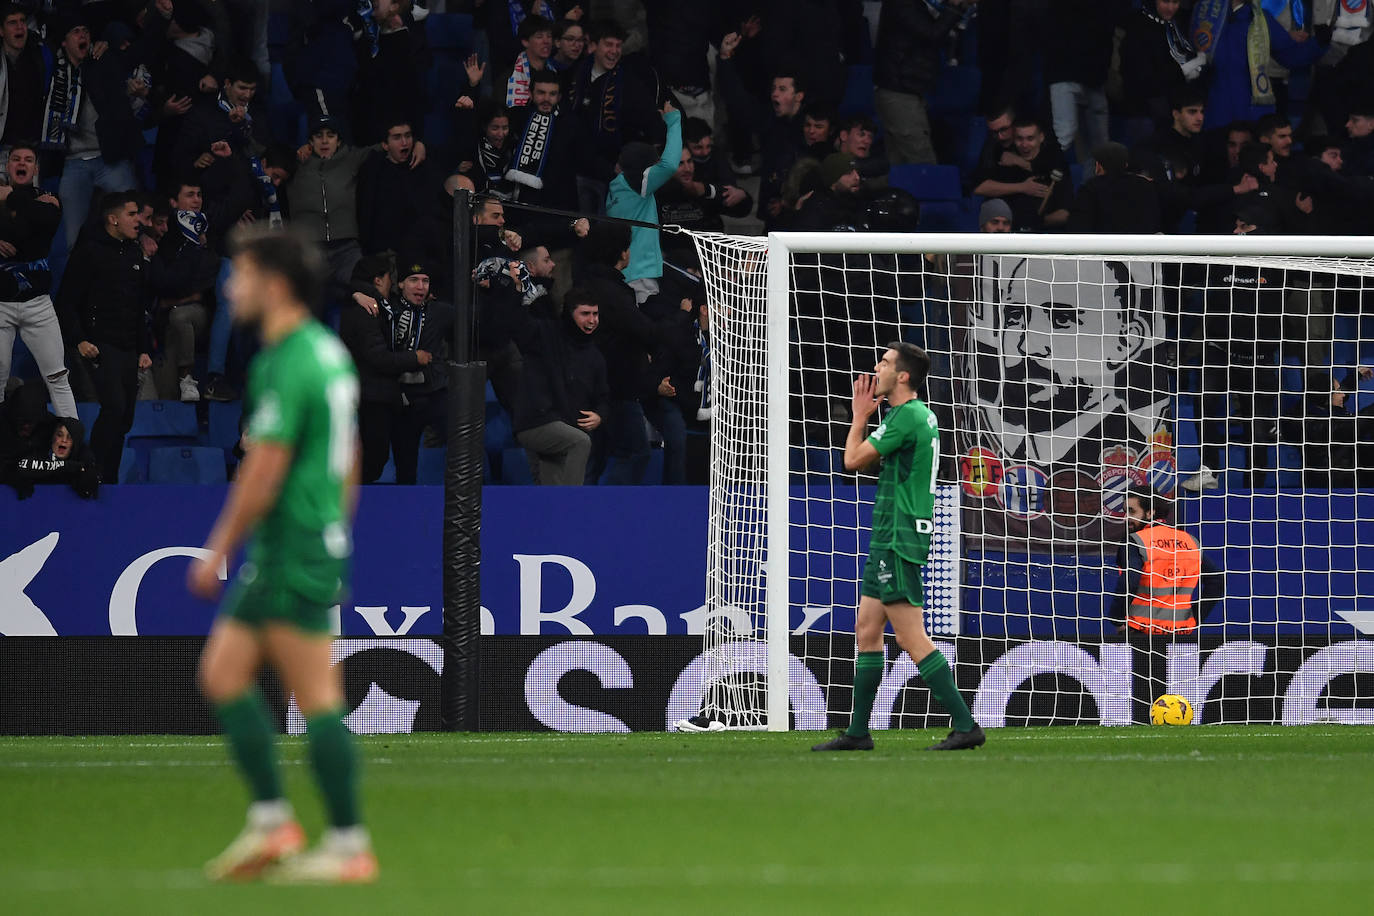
[813,343,985,752]
[188,228,375,882]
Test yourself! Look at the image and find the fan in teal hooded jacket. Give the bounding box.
[604,106,682,291]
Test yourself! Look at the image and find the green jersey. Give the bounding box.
[866,398,938,565]
[243,319,359,602]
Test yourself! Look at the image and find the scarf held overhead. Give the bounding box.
[1191,0,1274,106]
[506,109,554,190]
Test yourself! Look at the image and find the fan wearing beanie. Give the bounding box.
[978,199,1013,232]
[605,99,682,304]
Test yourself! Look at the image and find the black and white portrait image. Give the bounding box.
[962,256,1169,469]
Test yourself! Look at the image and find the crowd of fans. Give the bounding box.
[0,0,1371,496]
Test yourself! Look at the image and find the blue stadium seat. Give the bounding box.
[427,57,466,110]
[645,448,664,485]
[1069,162,1085,190]
[926,66,980,116]
[917,200,977,231]
[1272,445,1303,489]
[485,402,516,452]
[889,164,961,201]
[376,456,396,484]
[148,447,227,484]
[207,400,243,452]
[500,447,533,484]
[76,401,99,429]
[839,64,874,116]
[417,447,447,485]
[934,114,986,176]
[118,447,143,484]
[426,13,473,54]
[129,401,197,439]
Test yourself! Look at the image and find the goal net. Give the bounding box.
[684,230,1374,731]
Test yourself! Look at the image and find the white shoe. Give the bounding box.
[672,715,727,733]
[179,374,201,402]
[1181,467,1219,492]
[204,819,306,882]
[265,846,379,885]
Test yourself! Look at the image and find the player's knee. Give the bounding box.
[46,369,68,383]
[198,653,247,702]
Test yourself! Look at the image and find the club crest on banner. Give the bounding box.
[960,447,1004,498]
[1099,445,1148,519]
[998,464,1049,521]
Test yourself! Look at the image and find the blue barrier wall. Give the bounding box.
[4,486,1371,638]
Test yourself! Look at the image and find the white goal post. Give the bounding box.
[687,230,1374,733]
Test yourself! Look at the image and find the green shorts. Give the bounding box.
[220,561,336,634]
[860,547,926,607]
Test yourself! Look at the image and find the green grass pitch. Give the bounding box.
[3,727,1372,914]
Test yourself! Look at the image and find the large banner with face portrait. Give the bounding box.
[949,255,1175,550]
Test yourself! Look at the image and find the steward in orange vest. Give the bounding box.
[1111,486,1223,635]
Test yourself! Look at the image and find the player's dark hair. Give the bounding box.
[1127,485,1172,522]
[802,102,837,127]
[582,221,632,267]
[6,138,39,161]
[682,117,713,145]
[1306,135,1341,157]
[165,177,201,200]
[518,14,553,41]
[530,68,562,91]
[586,18,628,43]
[1238,141,1273,176]
[223,57,260,86]
[886,341,930,390]
[772,68,806,95]
[1255,113,1290,140]
[1169,85,1206,112]
[1011,116,1042,133]
[553,18,583,41]
[99,190,139,218]
[564,286,598,311]
[231,226,327,309]
[838,113,876,135]
[1226,120,1255,140]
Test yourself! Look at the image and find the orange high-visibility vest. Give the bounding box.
[1126,524,1201,635]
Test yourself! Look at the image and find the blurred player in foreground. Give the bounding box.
[187,228,374,883]
[813,343,985,752]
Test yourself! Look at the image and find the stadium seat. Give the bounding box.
[1272,445,1303,489]
[148,446,227,484]
[839,64,874,116]
[118,447,143,484]
[128,401,197,439]
[425,13,473,54]
[376,456,396,484]
[889,164,961,201]
[645,448,664,484]
[917,200,977,231]
[207,400,243,453]
[933,113,986,177]
[417,447,447,485]
[926,66,980,117]
[485,402,516,452]
[500,447,533,484]
[1069,163,1084,190]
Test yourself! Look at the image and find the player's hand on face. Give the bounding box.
[187,554,224,600]
[851,373,879,419]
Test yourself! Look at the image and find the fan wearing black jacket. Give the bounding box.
[873,0,973,165]
[339,255,433,484]
[6,414,98,499]
[577,221,667,485]
[56,192,153,483]
[510,285,609,487]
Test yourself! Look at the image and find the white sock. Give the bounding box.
[247,799,293,831]
[323,826,371,856]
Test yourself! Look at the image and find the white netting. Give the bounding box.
[689,230,1374,730]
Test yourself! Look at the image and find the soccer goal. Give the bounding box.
[684,230,1374,732]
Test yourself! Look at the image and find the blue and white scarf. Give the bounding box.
[39,48,82,150]
[218,93,284,229]
[357,0,380,58]
[1141,3,1197,66]
[176,209,209,246]
[508,0,555,36]
[505,108,555,191]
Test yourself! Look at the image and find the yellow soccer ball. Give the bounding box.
[1150,694,1194,726]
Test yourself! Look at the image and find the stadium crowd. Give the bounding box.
[0,0,1372,494]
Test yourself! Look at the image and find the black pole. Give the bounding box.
[440,189,485,731]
